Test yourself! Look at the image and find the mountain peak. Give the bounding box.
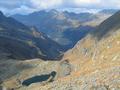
[49,9,58,14]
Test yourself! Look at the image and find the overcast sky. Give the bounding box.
[0,0,120,15]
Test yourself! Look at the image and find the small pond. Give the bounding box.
[22,71,56,86]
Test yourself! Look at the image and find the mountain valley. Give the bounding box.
[12,9,117,49]
[0,9,119,90]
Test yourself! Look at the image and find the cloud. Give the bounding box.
[0,0,26,9]
[10,5,36,15]
[97,0,120,9]
[74,0,100,4]
[30,0,63,9]
[28,0,120,9]
[0,0,120,15]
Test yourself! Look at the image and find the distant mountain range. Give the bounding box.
[98,9,119,14]
[0,9,117,60]
[0,11,63,60]
[12,9,118,49]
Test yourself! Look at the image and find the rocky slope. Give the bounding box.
[57,11,120,90]
[0,11,63,60]
[3,10,119,90]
